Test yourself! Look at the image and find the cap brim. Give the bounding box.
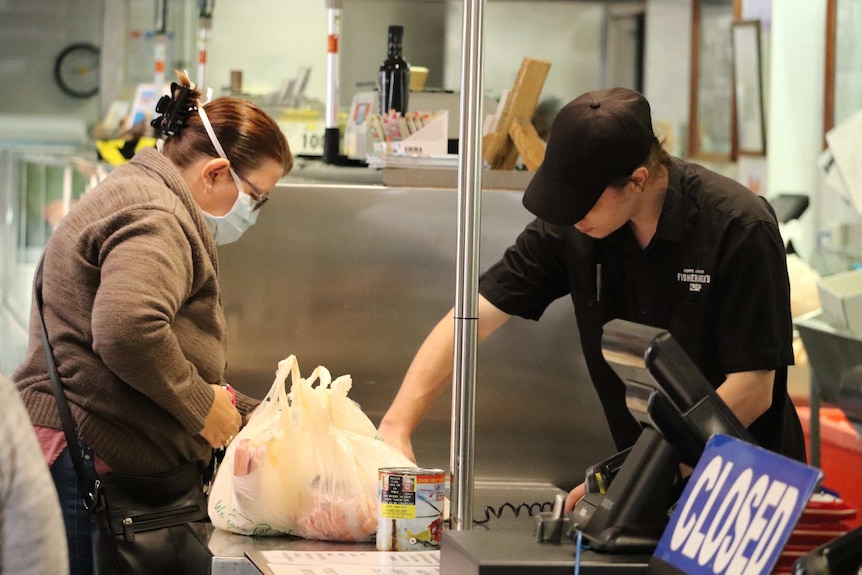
[523,164,601,226]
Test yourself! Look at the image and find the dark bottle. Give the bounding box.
[378,25,410,115]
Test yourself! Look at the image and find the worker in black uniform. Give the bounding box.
[378,87,807,510]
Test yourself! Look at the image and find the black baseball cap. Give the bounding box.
[523,87,656,226]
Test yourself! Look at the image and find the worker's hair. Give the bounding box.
[607,137,672,189]
[643,138,672,178]
[155,70,293,176]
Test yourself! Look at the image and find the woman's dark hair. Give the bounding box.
[160,71,293,177]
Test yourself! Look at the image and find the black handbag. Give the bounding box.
[35,259,211,575]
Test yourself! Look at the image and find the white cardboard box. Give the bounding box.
[817,268,862,333]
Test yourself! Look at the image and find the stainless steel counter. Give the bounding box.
[205,481,567,574]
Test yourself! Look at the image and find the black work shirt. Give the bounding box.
[479,157,806,462]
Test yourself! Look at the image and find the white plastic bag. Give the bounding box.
[208,355,415,541]
[208,358,300,536]
[290,363,416,541]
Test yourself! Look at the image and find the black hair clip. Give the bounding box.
[150,82,196,137]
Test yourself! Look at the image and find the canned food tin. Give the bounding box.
[377,467,445,551]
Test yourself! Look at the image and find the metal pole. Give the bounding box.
[196,0,214,88]
[153,0,168,91]
[809,375,821,468]
[450,0,485,531]
[322,0,343,163]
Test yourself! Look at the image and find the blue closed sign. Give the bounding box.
[651,434,821,575]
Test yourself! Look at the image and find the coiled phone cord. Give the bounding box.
[471,500,554,525]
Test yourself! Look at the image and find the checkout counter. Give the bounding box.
[198,481,650,574]
[201,482,621,574]
[211,175,751,573]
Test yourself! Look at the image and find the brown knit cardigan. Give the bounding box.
[15,148,257,473]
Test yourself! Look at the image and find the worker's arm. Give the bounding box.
[671,370,775,487]
[715,369,775,427]
[378,295,511,462]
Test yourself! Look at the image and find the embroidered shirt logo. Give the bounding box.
[677,268,711,292]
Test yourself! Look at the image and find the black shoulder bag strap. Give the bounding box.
[34,257,97,510]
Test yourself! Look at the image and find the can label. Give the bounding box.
[377,467,445,551]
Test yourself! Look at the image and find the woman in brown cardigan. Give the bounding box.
[14,71,292,575]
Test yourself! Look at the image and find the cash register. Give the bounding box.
[571,319,756,553]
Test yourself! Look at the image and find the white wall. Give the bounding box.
[0,0,102,120]
[207,1,328,98]
[341,1,447,100]
[815,0,862,275]
[203,1,447,110]
[643,0,692,156]
[834,0,862,125]
[210,0,610,133]
[767,0,826,262]
[206,0,611,111]
[443,1,605,103]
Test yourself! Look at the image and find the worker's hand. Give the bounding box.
[378,422,417,464]
[199,384,242,449]
[565,482,586,513]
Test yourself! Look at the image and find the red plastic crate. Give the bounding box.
[796,406,862,529]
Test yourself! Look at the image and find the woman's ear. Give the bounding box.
[199,158,231,190]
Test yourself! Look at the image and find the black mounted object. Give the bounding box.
[769,193,809,224]
[792,524,862,574]
[571,319,756,553]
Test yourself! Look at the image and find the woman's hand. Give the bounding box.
[199,384,242,449]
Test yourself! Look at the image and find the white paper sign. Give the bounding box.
[246,550,440,575]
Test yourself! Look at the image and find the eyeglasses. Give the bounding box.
[230,169,270,211]
[196,103,270,212]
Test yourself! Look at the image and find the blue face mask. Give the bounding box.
[202,189,259,245]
